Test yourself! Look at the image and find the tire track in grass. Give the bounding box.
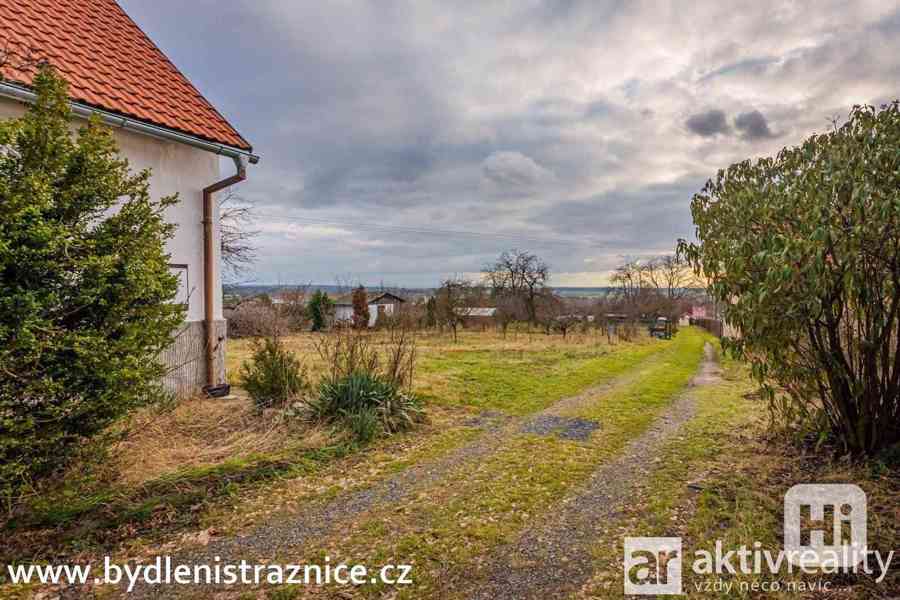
[573,355,762,599]
[274,330,710,600]
[124,337,680,598]
[461,342,722,600]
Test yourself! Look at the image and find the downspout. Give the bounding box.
[0,80,258,391]
[203,155,248,390]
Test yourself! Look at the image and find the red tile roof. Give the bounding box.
[0,0,251,151]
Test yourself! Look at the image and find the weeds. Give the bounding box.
[311,327,423,442]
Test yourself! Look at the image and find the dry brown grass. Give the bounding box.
[104,328,618,490]
[112,328,608,489]
[226,327,614,384]
[110,397,327,486]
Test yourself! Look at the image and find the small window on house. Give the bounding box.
[169,264,190,307]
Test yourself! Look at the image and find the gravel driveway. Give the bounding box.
[122,346,679,599]
[462,342,721,600]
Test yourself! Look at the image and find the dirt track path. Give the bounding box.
[460,342,722,600]
[127,344,681,598]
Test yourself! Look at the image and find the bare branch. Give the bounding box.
[218,191,259,281]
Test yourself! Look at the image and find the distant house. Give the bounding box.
[334,292,406,327]
[0,0,257,396]
[689,305,708,319]
[456,307,497,329]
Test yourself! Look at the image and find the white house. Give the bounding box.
[334,292,406,327]
[0,0,257,396]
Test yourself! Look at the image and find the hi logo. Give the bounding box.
[784,484,867,569]
[624,537,682,595]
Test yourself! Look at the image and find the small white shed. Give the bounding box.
[333,292,406,327]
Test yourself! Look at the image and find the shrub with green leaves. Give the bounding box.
[681,101,900,456]
[0,67,184,500]
[309,371,422,443]
[241,337,308,409]
[305,290,333,332]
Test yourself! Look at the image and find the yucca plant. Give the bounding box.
[309,371,423,443]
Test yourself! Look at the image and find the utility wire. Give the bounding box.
[251,212,601,249]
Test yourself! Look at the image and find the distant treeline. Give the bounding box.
[224,283,706,300]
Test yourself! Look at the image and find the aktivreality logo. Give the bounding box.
[624,537,682,595]
[623,484,895,596]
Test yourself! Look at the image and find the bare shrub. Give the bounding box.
[314,326,416,390]
[277,288,309,331]
[618,321,638,341]
[227,302,288,338]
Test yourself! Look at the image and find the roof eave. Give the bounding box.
[0,80,259,164]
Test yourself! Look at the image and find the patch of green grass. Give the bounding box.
[288,328,713,598]
[569,327,711,455]
[382,425,484,474]
[417,336,672,414]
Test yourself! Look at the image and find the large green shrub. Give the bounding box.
[240,337,308,409]
[0,67,184,499]
[681,102,900,456]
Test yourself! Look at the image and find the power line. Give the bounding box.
[251,212,602,249]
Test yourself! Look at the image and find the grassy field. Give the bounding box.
[4,326,897,599]
[228,327,663,415]
[1,327,670,566]
[284,327,711,598]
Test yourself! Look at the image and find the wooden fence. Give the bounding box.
[689,317,724,338]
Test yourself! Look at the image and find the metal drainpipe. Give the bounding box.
[203,155,247,389]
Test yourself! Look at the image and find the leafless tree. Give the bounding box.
[435,277,471,342]
[219,191,259,281]
[495,294,527,337]
[482,249,550,324]
[646,254,699,300]
[608,251,702,323]
[534,292,566,335]
[610,259,645,304]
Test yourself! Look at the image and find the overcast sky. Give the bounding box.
[121,0,900,287]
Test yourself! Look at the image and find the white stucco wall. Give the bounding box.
[0,96,223,322]
[334,305,354,323]
[334,303,395,327]
[369,302,394,327]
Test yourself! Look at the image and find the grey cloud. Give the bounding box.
[530,177,706,254]
[117,1,900,286]
[685,109,730,137]
[874,8,900,34]
[685,108,775,141]
[735,110,774,140]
